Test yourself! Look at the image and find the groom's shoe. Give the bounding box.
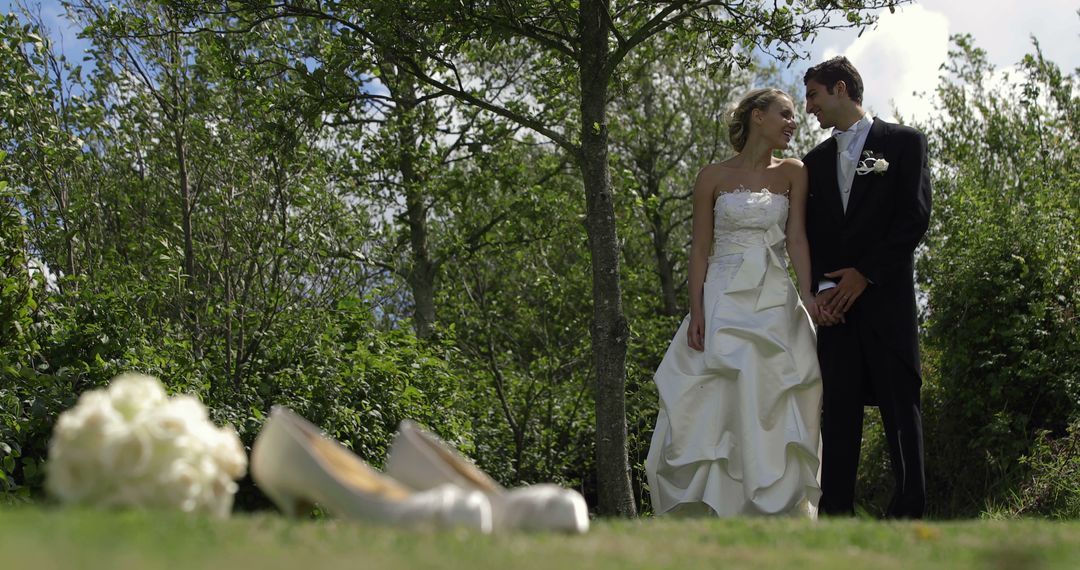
[385,420,589,533]
[251,407,492,532]
[818,494,856,518]
[885,491,925,520]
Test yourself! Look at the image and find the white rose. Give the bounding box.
[50,392,124,463]
[101,427,153,478]
[45,457,95,503]
[873,158,889,173]
[143,395,204,442]
[205,477,239,518]
[209,427,247,479]
[171,461,205,512]
[107,373,167,420]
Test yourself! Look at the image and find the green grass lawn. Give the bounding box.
[2,505,1078,569]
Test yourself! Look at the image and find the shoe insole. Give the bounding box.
[309,433,412,501]
[416,429,502,494]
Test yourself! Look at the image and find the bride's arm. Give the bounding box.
[686,165,718,351]
[783,160,820,321]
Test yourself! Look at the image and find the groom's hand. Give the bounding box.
[823,268,869,313]
[813,289,845,326]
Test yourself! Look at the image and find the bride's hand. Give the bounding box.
[802,296,822,323]
[687,315,705,351]
[813,289,845,326]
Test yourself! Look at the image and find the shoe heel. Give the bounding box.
[261,485,315,518]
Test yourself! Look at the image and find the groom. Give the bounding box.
[801,57,931,518]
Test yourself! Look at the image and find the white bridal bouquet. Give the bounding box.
[45,373,247,517]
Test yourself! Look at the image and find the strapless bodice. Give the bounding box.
[712,187,789,251]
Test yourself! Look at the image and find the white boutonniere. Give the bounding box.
[855,151,889,176]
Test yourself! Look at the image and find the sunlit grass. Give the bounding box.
[2,505,1079,569]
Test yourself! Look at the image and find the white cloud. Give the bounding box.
[823,5,950,123]
[798,0,1080,125]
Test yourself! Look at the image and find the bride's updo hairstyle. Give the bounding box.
[728,88,791,152]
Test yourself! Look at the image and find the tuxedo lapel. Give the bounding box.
[844,118,889,220]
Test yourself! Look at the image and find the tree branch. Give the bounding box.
[481,0,577,58]
[394,56,579,156]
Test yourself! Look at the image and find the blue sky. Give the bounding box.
[2,1,92,65]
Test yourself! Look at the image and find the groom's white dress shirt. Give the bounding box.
[818,112,873,293]
[835,112,873,210]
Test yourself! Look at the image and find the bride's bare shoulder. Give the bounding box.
[694,162,728,186]
[775,157,807,181]
[715,155,743,170]
[776,157,806,170]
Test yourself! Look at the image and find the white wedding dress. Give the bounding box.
[645,187,822,517]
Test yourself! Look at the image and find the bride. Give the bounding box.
[645,88,826,517]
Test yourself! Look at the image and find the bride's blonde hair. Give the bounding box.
[728,88,791,152]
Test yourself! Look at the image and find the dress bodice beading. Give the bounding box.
[708,188,790,310]
[711,187,789,250]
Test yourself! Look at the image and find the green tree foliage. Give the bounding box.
[909,35,1079,517]
[0,10,83,499]
[435,140,594,490]
[610,37,743,318]
[0,3,469,507]
[0,154,34,495]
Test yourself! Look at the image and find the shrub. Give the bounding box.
[1004,422,1080,519]
[916,36,1080,516]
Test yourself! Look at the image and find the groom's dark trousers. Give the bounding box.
[803,118,932,519]
[816,307,926,518]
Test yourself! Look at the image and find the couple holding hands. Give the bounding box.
[646,56,932,520]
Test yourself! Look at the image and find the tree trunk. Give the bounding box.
[648,182,679,316]
[486,339,525,479]
[385,62,437,339]
[579,0,636,517]
[175,116,201,360]
[176,132,193,289]
[60,189,75,279]
[169,27,200,360]
[636,152,679,316]
[223,184,235,387]
[635,77,678,316]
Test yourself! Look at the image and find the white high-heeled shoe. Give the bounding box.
[385,420,589,533]
[251,407,492,533]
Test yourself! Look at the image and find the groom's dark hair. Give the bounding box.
[804,56,864,104]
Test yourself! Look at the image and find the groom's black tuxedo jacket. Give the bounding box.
[802,118,932,374]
